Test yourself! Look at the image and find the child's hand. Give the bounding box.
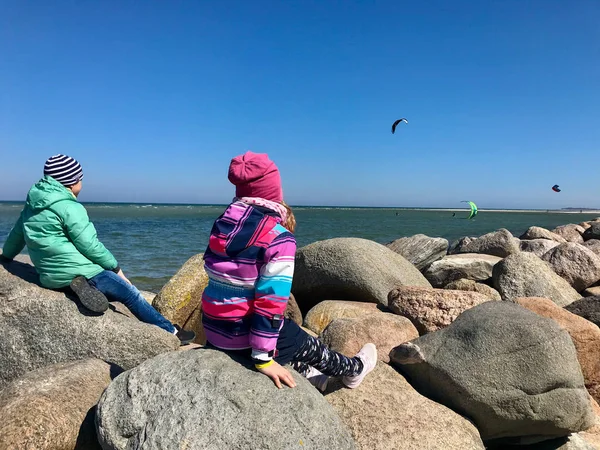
[116,269,132,285]
[256,361,297,389]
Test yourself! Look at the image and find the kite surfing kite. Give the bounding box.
[461,201,478,219]
[391,118,408,134]
[552,185,561,193]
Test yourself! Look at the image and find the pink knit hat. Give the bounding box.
[228,151,283,202]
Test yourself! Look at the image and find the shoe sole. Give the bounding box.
[178,336,195,346]
[70,276,109,313]
[175,328,196,346]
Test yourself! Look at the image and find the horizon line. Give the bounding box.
[0,199,599,212]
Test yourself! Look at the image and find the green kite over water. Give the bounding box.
[461,201,478,219]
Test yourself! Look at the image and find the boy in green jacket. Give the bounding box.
[1,154,194,345]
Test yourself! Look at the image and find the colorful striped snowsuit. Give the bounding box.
[202,200,296,361]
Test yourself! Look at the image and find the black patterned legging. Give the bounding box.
[290,334,364,377]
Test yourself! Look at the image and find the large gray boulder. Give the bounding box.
[320,313,418,363]
[492,252,580,306]
[583,223,600,241]
[96,348,356,450]
[451,229,520,257]
[0,259,179,388]
[152,253,207,344]
[541,243,600,291]
[565,297,600,328]
[583,240,600,257]
[386,234,448,270]
[292,238,431,309]
[284,293,303,326]
[423,253,502,287]
[0,358,112,450]
[388,286,496,334]
[390,302,595,444]
[515,297,600,405]
[303,300,381,335]
[520,226,567,243]
[444,279,502,301]
[325,364,485,450]
[520,239,560,258]
[552,224,586,244]
[448,236,476,254]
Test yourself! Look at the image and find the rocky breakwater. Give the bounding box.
[291,226,600,448]
[3,217,600,449]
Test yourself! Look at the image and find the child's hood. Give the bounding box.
[208,201,280,258]
[26,176,77,211]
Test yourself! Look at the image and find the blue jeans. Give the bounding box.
[88,270,175,333]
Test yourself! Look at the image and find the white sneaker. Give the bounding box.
[343,343,377,389]
[304,366,329,392]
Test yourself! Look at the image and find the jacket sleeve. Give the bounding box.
[1,212,26,259]
[250,232,296,362]
[62,202,118,270]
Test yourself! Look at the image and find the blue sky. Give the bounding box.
[1,1,598,208]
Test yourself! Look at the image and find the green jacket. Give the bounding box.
[2,176,118,288]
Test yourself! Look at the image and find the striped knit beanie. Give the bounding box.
[43,154,84,187]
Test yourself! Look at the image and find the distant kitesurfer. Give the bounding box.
[391,118,408,134]
[461,201,478,219]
